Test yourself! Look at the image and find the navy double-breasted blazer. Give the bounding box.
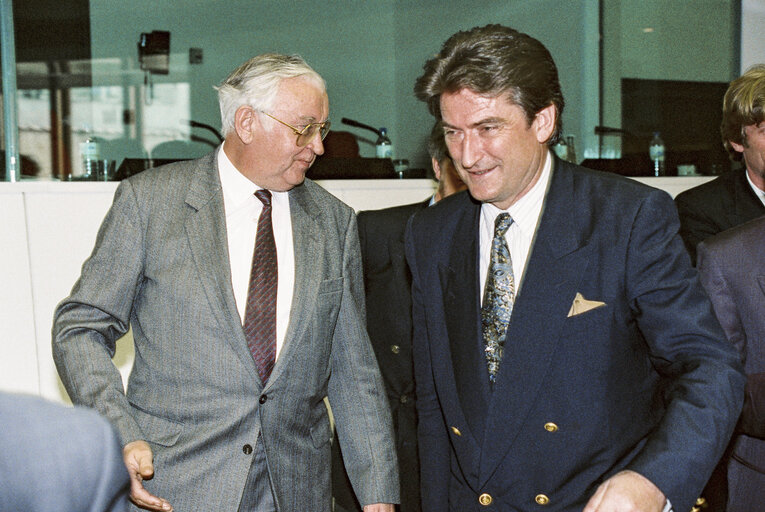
[405,157,745,512]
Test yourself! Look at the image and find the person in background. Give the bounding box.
[697,215,765,512]
[675,64,765,265]
[332,121,465,512]
[406,23,744,512]
[52,53,398,512]
[0,392,130,512]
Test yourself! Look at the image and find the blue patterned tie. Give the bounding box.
[481,213,515,384]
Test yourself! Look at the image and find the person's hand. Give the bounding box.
[583,470,665,512]
[123,440,173,511]
[363,503,395,512]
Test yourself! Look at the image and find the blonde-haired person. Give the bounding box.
[676,64,765,264]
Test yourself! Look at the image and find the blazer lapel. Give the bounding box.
[441,199,492,443]
[263,183,323,388]
[478,161,592,484]
[184,151,260,383]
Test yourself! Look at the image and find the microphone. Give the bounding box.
[341,118,382,137]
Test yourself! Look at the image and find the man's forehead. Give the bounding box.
[440,89,517,123]
[275,78,329,119]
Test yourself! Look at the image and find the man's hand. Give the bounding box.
[123,440,173,511]
[363,504,395,512]
[583,470,666,512]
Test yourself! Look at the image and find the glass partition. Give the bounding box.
[1,0,746,181]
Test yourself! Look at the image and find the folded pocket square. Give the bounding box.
[567,292,606,317]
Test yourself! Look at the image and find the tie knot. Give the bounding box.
[255,189,272,207]
[494,212,513,237]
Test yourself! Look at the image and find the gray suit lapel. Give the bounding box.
[184,151,260,383]
[264,183,323,387]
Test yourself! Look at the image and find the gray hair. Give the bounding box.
[215,53,326,138]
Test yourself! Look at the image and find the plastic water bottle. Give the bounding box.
[649,132,666,177]
[375,128,393,159]
[79,136,101,178]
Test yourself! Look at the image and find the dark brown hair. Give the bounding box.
[414,24,565,144]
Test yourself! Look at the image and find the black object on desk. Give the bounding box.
[115,158,188,180]
[308,157,395,179]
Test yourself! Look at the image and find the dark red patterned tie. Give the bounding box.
[244,189,277,384]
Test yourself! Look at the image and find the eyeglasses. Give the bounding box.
[260,111,331,147]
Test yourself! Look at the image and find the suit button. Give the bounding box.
[259,395,268,404]
[400,395,408,404]
[391,345,400,354]
[478,493,492,506]
[535,494,550,505]
[451,426,462,436]
[242,444,253,455]
[544,422,558,432]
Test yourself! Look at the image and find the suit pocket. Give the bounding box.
[310,411,332,448]
[129,402,183,447]
[564,304,611,334]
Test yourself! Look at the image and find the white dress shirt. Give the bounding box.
[218,148,295,359]
[479,151,552,305]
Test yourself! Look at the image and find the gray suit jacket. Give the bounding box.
[698,215,765,510]
[52,150,398,511]
[0,392,129,512]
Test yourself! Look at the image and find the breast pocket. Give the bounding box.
[565,303,611,335]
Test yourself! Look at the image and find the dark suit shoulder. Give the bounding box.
[675,169,742,205]
[407,191,475,237]
[358,200,429,237]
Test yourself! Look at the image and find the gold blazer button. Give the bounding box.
[451,426,462,436]
[478,493,493,506]
[535,494,550,505]
[544,422,558,432]
[391,344,400,354]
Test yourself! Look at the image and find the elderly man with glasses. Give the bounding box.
[52,53,399,512]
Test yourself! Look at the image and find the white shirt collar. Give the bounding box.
[218,146,259,210]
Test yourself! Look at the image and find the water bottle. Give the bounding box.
[79,136,101,179]
[649,132,666,177]
[375,128,393,159]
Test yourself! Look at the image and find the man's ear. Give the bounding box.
[729,139,745,153]
[431,157,442,181]
[533,103,557,144]
[234,106,257,144]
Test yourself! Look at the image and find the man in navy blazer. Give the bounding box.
[405,24,745,512]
